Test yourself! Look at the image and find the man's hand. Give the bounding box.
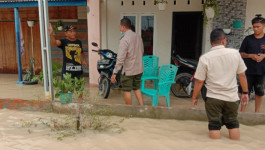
[192,98,198,106]
[241,94,249,105]
[49,23,54,35]
[111,74,116,83]
[257,53,265,63]
[250,54,259,62]
[82,60,88,68]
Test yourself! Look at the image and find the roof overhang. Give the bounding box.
[0,0,87,8]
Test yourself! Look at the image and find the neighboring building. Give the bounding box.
[0,0,88,74]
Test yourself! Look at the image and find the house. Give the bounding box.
[0,0,265,85]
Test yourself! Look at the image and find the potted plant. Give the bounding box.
[203,0,219,25]
[23,58,38,85]
[53,73,85,103]
[55,20,63,31]
[155,0,168,11]
[223,21,232,34]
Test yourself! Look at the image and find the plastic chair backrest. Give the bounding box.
[142,55,159,77]
[158,64,178,94]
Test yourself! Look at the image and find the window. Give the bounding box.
[121,13,155,55]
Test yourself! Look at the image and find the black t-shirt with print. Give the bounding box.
[239,34,265,75]
[58,38,83,77]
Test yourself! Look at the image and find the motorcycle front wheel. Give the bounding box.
[99,76,111,99]
[171,73,193,98]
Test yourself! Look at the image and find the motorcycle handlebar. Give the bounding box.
[92,50,99,52]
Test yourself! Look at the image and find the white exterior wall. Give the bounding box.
[245,0,265,34]
[101,0,203,65]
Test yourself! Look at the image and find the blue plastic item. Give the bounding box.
[233,21,243,29]
[141,64,178,107]
[141,55,159,90]
[59,91,73,103]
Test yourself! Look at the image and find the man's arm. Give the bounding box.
[49,23,61,47]
[240,52,258,61]
[113,40,128,73]
[238,72,249,112]
[192,79,204,106]
[81,52,87,68]
[111,39,128,83]
[239,37,259,62]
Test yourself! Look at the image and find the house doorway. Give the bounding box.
[171,12,203,61]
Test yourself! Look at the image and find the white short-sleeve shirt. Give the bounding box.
[195,45,247,102]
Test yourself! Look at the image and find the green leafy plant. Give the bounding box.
[224,21,232,28]
[203,0,219,26]
[55,20,63,32]
[74,77,85,98]
[53,73,85,99]
[37,61,62,85]
[154,0,168,4]
[24,58,37,82]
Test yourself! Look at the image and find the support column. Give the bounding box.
[14,7,23,84]
[202,20,213,54]
[87,0,101,85]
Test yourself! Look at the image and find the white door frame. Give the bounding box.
[121,13,156,55]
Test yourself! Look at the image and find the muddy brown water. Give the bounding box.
[0,109,265,150]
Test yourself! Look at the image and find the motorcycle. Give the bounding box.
[91,42,121,98]
[170,55,198,98]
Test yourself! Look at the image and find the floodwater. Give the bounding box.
[0,109,265,150]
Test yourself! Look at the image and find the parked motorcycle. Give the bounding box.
[91,42,121,98]
[171,55,198,98]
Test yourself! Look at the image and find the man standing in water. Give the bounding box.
[239,15,265,113]
[111,18,144,106]
[49,24,87,79]
[192,29,249,140]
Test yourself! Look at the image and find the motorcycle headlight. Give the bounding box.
[106,52,113,58]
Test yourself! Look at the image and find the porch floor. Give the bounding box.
[1,74,265,113]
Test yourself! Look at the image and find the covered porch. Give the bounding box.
[1,73,264,114]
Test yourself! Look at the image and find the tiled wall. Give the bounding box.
[213,0,247,49]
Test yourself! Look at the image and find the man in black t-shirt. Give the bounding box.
[239,15,265,113]
[49,24,87,79]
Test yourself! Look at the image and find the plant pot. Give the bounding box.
[27,21,34,27]
[223,29,231,34]
[205,7,215,19]
[23,80,38,85]
[157,3,167,11]
[233,21,243,29]
[57,26,63,31]
[59,91,73,103]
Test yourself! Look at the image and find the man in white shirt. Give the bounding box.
[192,29,249,140]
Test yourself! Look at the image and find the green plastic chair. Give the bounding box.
[141,55,159,90]
[141,64,178,107]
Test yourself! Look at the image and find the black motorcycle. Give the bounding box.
[171,55,198,98]
[92,42,120,98]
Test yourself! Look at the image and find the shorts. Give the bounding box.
[205,97,240,130]
[121,73,142,91]
[245,75,265,96]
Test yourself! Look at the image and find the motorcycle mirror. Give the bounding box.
[92,42,98,47]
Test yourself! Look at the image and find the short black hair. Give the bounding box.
[120,18,131,29]
[252,14,265,25]
[210,28,226,44]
